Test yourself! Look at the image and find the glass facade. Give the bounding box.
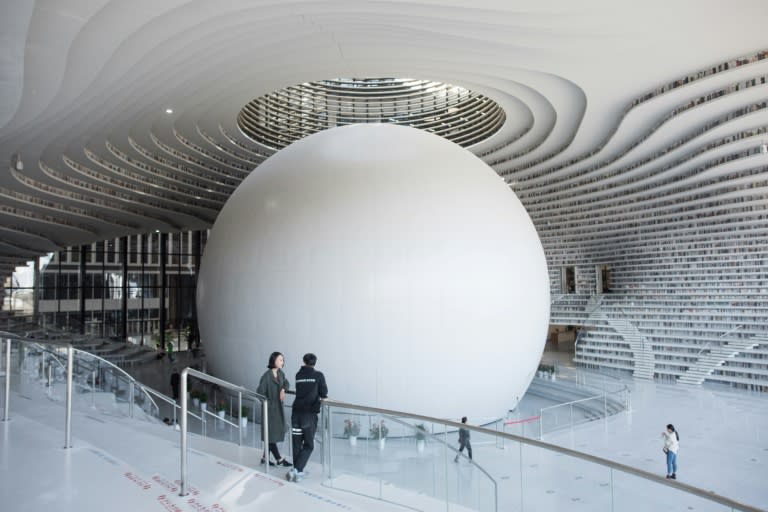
[7,230,208,350]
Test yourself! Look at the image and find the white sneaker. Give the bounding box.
[294,471,305,482]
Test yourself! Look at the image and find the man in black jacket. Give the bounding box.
[286,353,328,482]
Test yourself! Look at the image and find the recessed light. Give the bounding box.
[165,108,173,114]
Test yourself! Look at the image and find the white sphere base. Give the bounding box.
[197,124,550,419]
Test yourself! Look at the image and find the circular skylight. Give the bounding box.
[237,78,506,150]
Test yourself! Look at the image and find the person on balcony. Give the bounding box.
[257,351,292,467]
[454,416,472,462]
[170,368,180,401]
[286,353,328,482]
[662,423,680,479]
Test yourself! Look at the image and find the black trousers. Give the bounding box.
[291,411,318,472]
[457,440,472,459]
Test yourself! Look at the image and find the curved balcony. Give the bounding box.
[1,332,762,511]
[237,78,506,150]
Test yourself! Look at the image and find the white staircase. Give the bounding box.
[594,311,655,380]
[586,294,604,314]
[678,337,761,385]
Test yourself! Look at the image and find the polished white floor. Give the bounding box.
[2,353,767,512]
[0,375,409,512]
[535,351,768,510]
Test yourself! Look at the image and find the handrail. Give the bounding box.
[386,415,498,509]
[179,367,267,496]
[539,393,613,413]
[200,406,239,429]
[33,342,161,420]
[71,348,160,417]
[137,383,182,422]
[1,334,74,449]
[537,385,629,438]
[696,342,712,358]
[719,324,744,338]
[0,330,71,347]
[321,398,763,512]
[9,332,162,421]
[4,331,761,511]
[696,324,744,357]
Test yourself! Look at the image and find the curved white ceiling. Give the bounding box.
[0,0,767,267]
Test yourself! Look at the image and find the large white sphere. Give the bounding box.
[197,124,549,420]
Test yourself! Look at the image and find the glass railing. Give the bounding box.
[3,340,762,511]
[321,403,497,512]
[176,375,265,446]
[319,398,762,512]
[2,329,264,449]
[534,371,632,438]
[178,367,268,495]
[2,333,162,422]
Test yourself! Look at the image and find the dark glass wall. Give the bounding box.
[32,230,205,349]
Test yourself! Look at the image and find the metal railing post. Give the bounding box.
[238,392,243,446]
[539,410,543,439]
[325,404,332,479]
[64,346,73,448]
[262,398,269,475]
[47,363,53,396]
[179,368,189,496]
[3,339,10,421]
[91,371,96,408]
[320,403,325,468]
[129,381,134,418]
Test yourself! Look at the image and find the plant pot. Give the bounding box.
[348,435,357,447]
[217,410,226,419]
[416,439,425,453]
[240,417,248,429]
[192,398,200,408]
[200,402,207,412]
[378,438,386,451]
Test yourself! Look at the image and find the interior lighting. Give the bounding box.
[165,108,174,114]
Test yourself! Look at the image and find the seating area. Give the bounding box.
[22,327,160,369]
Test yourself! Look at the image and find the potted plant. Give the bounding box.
[415,423,428,453]
[344,419,360,447]
[239,405,250,429]
[198,391,208,412]
[216,401,227,419]
[190,389,201,408]
[370,420,388,451]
